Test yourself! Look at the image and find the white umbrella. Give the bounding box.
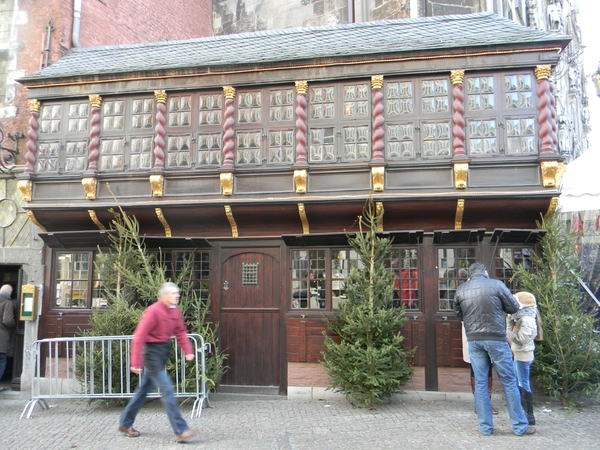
[558,149,600,212]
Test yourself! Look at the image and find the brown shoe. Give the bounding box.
[118,425,140,437]
[175,428,197,443]
[520,426,536,436]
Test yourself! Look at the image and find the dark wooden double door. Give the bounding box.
[218,246,284,394]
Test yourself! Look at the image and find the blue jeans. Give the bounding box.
[514,360,533,392]
[0,353,6,380]
[468,340,529,435]
[119,343,189,436]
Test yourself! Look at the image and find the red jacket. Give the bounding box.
[130,300,193,368]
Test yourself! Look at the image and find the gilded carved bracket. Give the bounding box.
[224,205,238,238]
[81,177,98,200]
[540,160,566,187]
[453,162,468,189]
[220,172,233,196]
[298,203,309,234]
[455,199,465,230]
[149,174,164,197]
[26,210,46,232]
[155,208,172,237]
[371,166,385,192]
[17,179,32,202]
[294,169,307,194]
[88,210,106,230]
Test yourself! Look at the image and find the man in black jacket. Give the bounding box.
[454,263,535,436]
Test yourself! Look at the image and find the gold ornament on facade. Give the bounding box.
[88,95,102,108]
[295,81,308,95]
[540,160,565,187]
[371,75,384,90]
[376,202,384,232]
[545,197,559,217]
[28,99,40,112]
[220,172,234,196]
[455,199,465,230]
[450,70,465,85]
[155,208,172,237]
[224,205,238,238]
[223,86,236,99]
[154,90,167,103]
[26,210,46,232]
[81,177,98,200]
[371,166,385,192]
[149,174,164,197]
[298,203,309,234]
[88,210,106,230]
[17,179,32,202]
[453,162,468,189]
[534,65,552,81]
[294,169,307,194]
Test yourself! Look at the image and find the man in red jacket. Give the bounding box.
[118,282,197,443]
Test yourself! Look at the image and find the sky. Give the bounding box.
[578,0,599,153]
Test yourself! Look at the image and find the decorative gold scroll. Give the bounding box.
[81,177,98,200]
[88,95,102,107]
[88,210,106,230]
[371,75,384,90]
[540,160,566,187]
[223,86,236,99]
[155,208,172,237]
[294,169,307,194]
[224,205,238,238]
[149,174,164,197]
[220,172,233,196]
[298,203,309,234]
[17,179,32,202]
[455,199,465,230]
[534,65,552,80]
[371,166,385,192]
[295,80,308,95]
[28,99,40,112]
[453,162,468,189]
[154,90,167,103]
[376,202,384,232]
[26,210,46,232]
[545,197,559,217]
[450,69,465,85]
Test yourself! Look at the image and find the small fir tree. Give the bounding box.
[321,199,413,408]
[512,211,600,406]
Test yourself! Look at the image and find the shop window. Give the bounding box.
[437,248,477,311]
[494,246,534,291]
[55,252,92,308]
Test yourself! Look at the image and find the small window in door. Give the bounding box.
[242,262,259,286]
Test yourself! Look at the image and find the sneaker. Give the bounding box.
[118,425,140,437]
[520,426,536,436]
[175,428,197,443]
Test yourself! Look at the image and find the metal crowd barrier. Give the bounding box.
[20,334,210,420]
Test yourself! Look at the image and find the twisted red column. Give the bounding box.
[295,92,307,164]
[24,109,40,174]
[222,96,235,168]
[548,79,558,149]
[87,104,100,172]
[452,82,466,157]
[371,87,385,162]
[153,100,166,169]
[537,78,554,155]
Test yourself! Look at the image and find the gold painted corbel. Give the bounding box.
[220,172,234,196]
[155,208,171,237]
[298,203,309,234]
[88,210,106,230]
[453,162,468,189]
[26,210,46,232]
[540,160,566,187]
[455,199,465,230]
[17,179,32,202]
[376,202,384,232]
[224,205,238,238]
[82,177,98,200]
[294,169,307,194]
[545,197,559,217]
[371,166,385,192]
[149,174,164,197]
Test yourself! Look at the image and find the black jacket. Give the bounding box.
[454,273,520,342]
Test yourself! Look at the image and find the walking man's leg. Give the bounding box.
[119,370,154,436]
[468,341,494,435]
[151,369,192,437]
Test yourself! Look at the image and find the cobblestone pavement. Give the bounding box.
[0,389,597,450]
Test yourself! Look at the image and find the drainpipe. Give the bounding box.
[72,0,82,48]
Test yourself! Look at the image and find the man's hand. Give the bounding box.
[130,366,142,374]
[185,353,195,362]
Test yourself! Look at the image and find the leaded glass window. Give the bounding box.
[269,130,294,163]
[131,98,154,129]
[310,86,335,120]
[167,135,192,168]
[342,125,370,161]
[102,100,125,131]
[386,81,413,115]
[129,137,153,170]
[386,123,414,158]
[168,95,192,127]
[36,142,60,173]
[197,132,222,166]
[40,104,62,134]
[199,94,222,125]
[506,118,535,154]
[467,119,498,155]
[309,127,335,162]
[270,89,294,122]
[505,74,533,109]
[467,76,495,110]
[99,139,125,170]
[422,121,451,157]
[343,83,369,118]
[68,102,90,133]
[236,131,262,164]
[437,248,477,311]
[422,79,449,114]
[238,91,262,123]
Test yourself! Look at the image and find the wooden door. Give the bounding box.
[219,247,282,394]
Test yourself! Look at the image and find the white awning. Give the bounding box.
[558,149,600,212]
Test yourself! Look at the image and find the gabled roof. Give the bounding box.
[20,13,569,83]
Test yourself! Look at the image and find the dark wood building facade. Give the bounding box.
[16,13,569,395]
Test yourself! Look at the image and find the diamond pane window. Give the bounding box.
[310,86,335,120]
[309,127,335,162]
[505,74,533,109]
[422,79,449,113]
[99,139,124,170]
[386,81,413,115]
[102,100,125,131]
[40,105,62,134]
[467,76,495,110]
[199,94,222,125]
[68,103,89,133]
[468,119,498,155]
[36,142,60,173]
[270,88,294,122]
[65,141,88,172]
[131,98,154,129]
[422,121,451,157]
[386,123,414,158]
[506,118,536,154]
[236,131,262,164]
[129,137,153,169]
[343,125,370,161]
[166,135,191,167]
[343,83,369,118]
[269,129,294,163]
[168,95,192,127]
[197,132,221,166]
[238,91,262,123]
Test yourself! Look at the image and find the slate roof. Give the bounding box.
[20,12,570,82]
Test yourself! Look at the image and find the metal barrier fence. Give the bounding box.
[20,334,210,420]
